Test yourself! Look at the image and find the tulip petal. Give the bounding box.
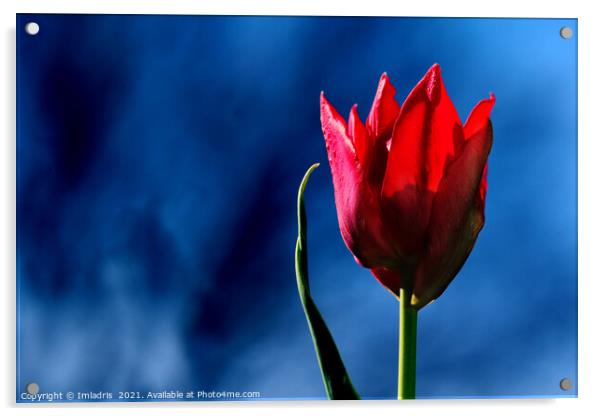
[321,93,397,268]
[349,103,389,186]
[411,118,493,308]
[366,73,401,139]
[371,266,415,298]
[465,95,494,218]
[383,64,463,194]
[347,104,369,167]
[464,94,496,140]
[381,64,463,253]
[476,164,488,216]
[321,92,361,241]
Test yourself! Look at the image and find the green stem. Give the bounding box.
[397,288,418,400]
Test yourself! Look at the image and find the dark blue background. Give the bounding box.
[17,15,577,400]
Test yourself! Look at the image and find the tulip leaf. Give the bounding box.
[295,163,360,400]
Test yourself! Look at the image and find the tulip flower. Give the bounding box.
[319,63,494,398]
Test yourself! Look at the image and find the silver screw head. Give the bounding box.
[25,22,40,36]
[26,383,39,395]
[559,378,572,391]
[560,27,573,39]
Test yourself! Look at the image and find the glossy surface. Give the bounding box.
[17,15,577,400]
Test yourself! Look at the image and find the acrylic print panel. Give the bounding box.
[16,14,577,402]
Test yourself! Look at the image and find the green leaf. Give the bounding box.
[295,163,360,400]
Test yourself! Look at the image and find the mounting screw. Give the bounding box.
[25,383,39,395]
[559,378,572,391]
[25,22,40,36]
[559,27,573,39]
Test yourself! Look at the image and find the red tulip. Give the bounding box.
[320,64,495,309]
